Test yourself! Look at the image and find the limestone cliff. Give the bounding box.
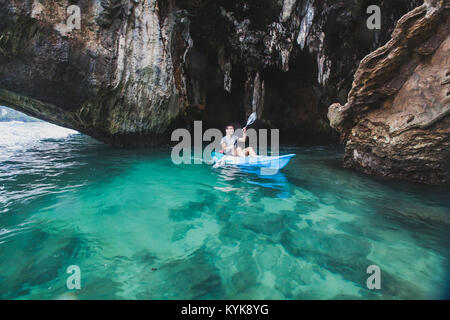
[0,0,420,147]
[0,0,186,146]
[328,0,449,185]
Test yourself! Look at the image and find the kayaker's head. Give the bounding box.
[225,124,235,136]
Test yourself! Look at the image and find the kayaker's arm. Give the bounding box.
[222,142,233,153]
[238,128,247,143]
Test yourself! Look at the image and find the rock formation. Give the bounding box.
[0,0,187,146]
[0,0,420,147]
[328,0,449,185]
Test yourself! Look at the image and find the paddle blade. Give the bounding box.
[246,112,257,127]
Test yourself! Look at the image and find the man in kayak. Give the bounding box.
[221,124,257,157]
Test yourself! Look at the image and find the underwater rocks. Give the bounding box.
[0,0,422,147]
[328,0,450,185]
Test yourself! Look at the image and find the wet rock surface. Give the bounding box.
[0,0,421,147]
[328,0,450,185]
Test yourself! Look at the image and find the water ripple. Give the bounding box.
[0,121,449,299]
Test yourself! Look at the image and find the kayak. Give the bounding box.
[211,152,296,172]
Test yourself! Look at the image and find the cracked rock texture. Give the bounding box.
[328,0,450,185]
[0,0,421,147]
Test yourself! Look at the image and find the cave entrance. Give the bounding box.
[181,45,249,134]
[258,49,337,145]
[0,105,79,148]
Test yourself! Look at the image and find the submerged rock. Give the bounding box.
[328,0,449,185]
[0,0,421,147]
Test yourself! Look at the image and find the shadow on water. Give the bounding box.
[213,165,292,199]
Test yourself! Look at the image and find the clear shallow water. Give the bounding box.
[0,122,449,300]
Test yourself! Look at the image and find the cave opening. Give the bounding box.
[0,105,80,146]
[260,48,339,145]
[175,0,251,134]
[180,44,248,134]
[175,0,339,145]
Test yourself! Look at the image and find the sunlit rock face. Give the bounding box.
[328,0,449,185]
[0,0,421,147]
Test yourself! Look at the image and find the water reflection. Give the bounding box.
[213,165,291,198]
[247,172,291,199]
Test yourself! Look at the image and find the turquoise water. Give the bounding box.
[0,122,449,300]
